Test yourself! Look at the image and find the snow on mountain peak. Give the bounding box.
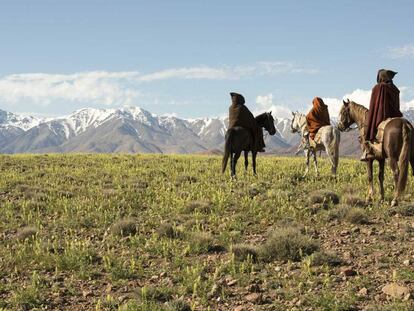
[0,109,43,131]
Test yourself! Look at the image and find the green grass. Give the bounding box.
[0,154,413,310]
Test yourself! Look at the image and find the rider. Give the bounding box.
[303,97,331,148]
[228,92,265,152]
[361,69,402,161]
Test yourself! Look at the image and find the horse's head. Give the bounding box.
[290,111,303,133]
[264,111,277,135]
[256,112,276,135]
[337,99,355,131]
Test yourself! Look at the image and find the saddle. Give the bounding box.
[309,131,323,148]
[368,117,404,158]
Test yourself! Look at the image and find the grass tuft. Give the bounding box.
[259,227,319,262]
[189,232,225,254]
[183,200,212,213]
[343,195,366,207]
[15,226,37,241]
[391,204,414,216]
[110,218,137,237]
[167,299,192,311]
[309,190,340,205]
[310,251,343,267]
[345,208,369,224]
[157,223,178,238]
[231,243,259,262]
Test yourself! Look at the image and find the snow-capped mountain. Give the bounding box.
[1,105,412,155]
[0,109,43,131]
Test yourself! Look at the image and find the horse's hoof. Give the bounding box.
[391,199,398,207]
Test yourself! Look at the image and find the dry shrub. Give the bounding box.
[231,243,259,262]
[391,204,414,217]
[110,218,137,237]
[15,226,37,241]
[344,195,366,207]
[309,190,340,205]
[189,232,225,254]
[311,251,343,267]
[167,300,192,311]
[259,227,319,262]
[345,208,369,224]
[184,200,212,214]
[157,223,178,238]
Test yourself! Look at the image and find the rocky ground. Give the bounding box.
[0,154,413,310]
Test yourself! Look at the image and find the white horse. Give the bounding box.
[290,112,340,177]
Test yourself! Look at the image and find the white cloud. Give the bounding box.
[0,71,142,107]
[0,62,318,110]
[254,93,293,119]
[138,62,318,82]
[388,44,414,59]
[323,88,372,118]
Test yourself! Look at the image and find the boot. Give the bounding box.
[360,142,375,161]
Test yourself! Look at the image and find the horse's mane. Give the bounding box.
[349,101,368,113]
[255,112,268,121]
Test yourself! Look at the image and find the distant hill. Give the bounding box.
[0,106,411,155]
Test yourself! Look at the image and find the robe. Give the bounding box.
[365,69,402,142]
[306,97,331,140]
[228,92,265,151]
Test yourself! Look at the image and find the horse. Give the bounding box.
[290,112,340,177]
[337,99,414,206]
[222,112,277,177]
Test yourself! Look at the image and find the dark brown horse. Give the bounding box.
[337,99,414,206]
[222,112,276,177]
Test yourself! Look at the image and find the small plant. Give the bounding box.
[309,190,340,205]
[310,251,343,267]
[345,208,369,224]
[189,232,225,254]
[15,226,37,241]
[184,200,212,213]
[259,226,319,262]
[167,299,192,311]
[231,243,259,262]
[157,223,178,238]
[344,195,366,207]
[110,218,137,236]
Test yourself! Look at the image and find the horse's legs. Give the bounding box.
[303,149,310,177]
[232,151,241,178]
[244,150,249,171]
[389,158,400,206]
[252,151,257,176]
[312,150,319,176]
[230,152,235,178]
[366,160,374,202]
[378,159,385,202]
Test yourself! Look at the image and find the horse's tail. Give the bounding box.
[398,121,411,193]
[326,126,340,172]
[222,130,232,173]
[331,127,340,169]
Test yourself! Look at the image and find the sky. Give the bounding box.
[0,0,414,119]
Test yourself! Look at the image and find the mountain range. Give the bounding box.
[0,105,412,155]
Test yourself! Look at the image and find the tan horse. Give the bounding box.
[337,99,414,206]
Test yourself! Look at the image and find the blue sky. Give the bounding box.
[1,0,414,118]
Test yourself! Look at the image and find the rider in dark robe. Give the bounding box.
[361,69,402,161]
[228,92,265,152]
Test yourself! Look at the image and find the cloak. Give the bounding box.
[228,92,265,151]
[306,97,331,140]
[365,69,402,142]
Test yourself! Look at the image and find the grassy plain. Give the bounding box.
[0,154,413,310]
